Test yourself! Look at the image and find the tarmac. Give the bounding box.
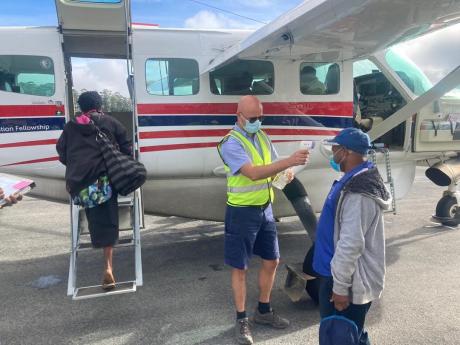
[0,167,459,345]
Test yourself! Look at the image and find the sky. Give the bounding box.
[0,0,301,28]
[1,0,459,96]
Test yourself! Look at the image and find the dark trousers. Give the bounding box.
[319,276,371,345]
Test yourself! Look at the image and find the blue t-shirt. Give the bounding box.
[313,161,374,277]
[220,124,278,176]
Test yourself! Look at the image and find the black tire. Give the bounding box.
[435,195,460,227]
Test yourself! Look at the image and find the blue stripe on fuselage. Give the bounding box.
[138,115,353,128]
[0,115,353,133]
[0,117,65,133]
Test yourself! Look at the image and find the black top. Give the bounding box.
[56,112,132,196]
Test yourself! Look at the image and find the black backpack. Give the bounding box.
[93,121,146,196]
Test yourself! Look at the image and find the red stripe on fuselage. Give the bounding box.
[0,139,58,149]
[1,156,59,167]
[137,102,353,116]
[140,142,216,152]
[140,129,228,139]
[0,105,65,117]
[139,128,339,139]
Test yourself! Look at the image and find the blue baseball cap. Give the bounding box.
[325,127,372,155]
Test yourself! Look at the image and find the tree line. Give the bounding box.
[73,89,132,113]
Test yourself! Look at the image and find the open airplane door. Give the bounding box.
[54,1,144,299]
[55,0,131,59]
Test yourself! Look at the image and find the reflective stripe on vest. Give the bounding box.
[217,129,275,206]
[227,183,270,193]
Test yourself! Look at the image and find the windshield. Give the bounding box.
[385,48,432,96]
[384,24,460,98]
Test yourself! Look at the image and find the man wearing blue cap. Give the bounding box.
[313,128,392,345]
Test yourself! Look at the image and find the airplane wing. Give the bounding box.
[203,0,460,73]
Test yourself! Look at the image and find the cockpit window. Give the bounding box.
[385,49,432,96]
[353,58,407,147]
[210,60,274,95]
[146,58,199,96]
[0,55,55,97]
[300,62,340,95]
[353,59,380,79]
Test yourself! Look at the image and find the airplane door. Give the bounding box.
[55,0,130,58]
[56,0,129,33]
[0,28,66,176]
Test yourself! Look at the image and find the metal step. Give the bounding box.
[79,203,133,235]
[80,226,134,236]
[73,281,136,300]
[77,238,134,252]
[118,195,133,206]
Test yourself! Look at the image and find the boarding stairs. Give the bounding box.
[67,190,143,300]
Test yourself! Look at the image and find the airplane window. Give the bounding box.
[353,59,406,120]
[146,58,199,96]
[353,58,407,147]
[210,60,274,96]
[0,55,55,97]
[353,59,380,78]
[300,62,340,95]
[385,49,432,96]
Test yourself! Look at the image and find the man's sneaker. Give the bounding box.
[235,318,253,345]
[252,308,290,329]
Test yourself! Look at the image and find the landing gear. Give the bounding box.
[282,177,320,303]
[434,195,460,227]
[425,159,460,228]
[282,177,317,242]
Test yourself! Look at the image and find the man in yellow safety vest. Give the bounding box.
[217,95,310,345]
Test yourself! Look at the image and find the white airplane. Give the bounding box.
[0,0,459,227]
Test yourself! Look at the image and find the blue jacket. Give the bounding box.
[313,161,374,277]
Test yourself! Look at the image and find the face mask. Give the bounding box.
[243,119,261,134]
[329,148,344,172]
[329,157,341,172]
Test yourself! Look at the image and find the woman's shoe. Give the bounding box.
[102,271,115,291]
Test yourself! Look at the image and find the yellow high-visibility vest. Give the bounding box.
[218,129,274,206]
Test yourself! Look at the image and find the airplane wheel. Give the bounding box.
[435,195,460,227]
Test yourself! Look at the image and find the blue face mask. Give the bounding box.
[244,119,262,134]
[329,157,341,172]
[329,148,344,172]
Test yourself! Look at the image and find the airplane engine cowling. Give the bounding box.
[425,158,460,186]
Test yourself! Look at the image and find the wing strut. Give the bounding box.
[368,66,460,141]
